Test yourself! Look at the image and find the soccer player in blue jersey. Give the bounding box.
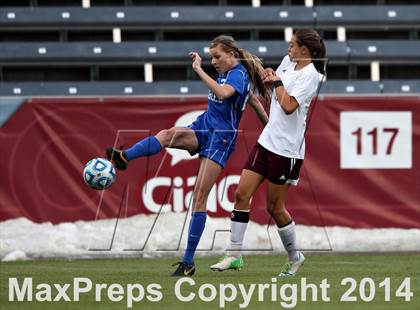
[106,35,269,276]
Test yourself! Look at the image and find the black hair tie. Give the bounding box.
[273,80,284,88]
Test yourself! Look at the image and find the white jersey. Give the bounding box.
[258,55,319,159]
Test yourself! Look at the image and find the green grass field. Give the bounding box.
[1,254,419,310]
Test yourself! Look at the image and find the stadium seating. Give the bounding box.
[348,41,420,62]
[319,80,381,94]
[0,80,207,96]
[0,2,419,95]
[380,79,420,93]
[2,5,419,29]
[0,41,348,64]
[315,5,420,28]
[1,80,419,96]
[0,6,315,28]
[3,40,419,64]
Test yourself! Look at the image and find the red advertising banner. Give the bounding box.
[1,96,419,228]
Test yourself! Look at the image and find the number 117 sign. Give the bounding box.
[340,111,412,169]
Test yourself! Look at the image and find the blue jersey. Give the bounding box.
[203,63,250,131]
[187,63,250,168]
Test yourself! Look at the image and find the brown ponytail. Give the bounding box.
[210,35,270,105]
[294,29,327,75]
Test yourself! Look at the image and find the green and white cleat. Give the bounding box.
[279,252,305,277]
[210,255,243,271]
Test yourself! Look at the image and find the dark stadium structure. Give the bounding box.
[0,0,419,95]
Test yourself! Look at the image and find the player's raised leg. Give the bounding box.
[172,157,222,276]
[210,169,264,271]
[106,126,198,170]
[266,182,304,277]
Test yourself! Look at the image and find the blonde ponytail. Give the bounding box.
[237,48,270,106]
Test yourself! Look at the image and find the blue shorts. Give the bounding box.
[187,115,237,169]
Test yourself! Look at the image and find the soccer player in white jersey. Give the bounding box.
[211,29,326,277]
[107,35,269,276]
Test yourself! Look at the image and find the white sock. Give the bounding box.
[228,209,249,257]
[277,220,299,262]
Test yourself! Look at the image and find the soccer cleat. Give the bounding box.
[106,147,128,170]
[279,252,305,277]
[210,255,243,271]
[171,262,196,277]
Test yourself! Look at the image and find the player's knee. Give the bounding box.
[266,203,285,218]
[156,128,174,147]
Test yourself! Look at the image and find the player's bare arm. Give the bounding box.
[262,70,299,115]
[247,93,269,126]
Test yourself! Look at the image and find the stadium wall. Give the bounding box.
[1,96,419,229]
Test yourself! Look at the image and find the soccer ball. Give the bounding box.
[83,158,116,190]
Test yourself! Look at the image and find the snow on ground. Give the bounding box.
[1,213,419,261]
